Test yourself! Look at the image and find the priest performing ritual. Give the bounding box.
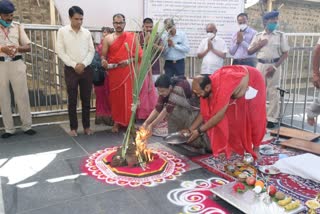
[186,65,266,159]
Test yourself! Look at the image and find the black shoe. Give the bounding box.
[1,132,14,138]
[24,129,36,135]
[267,121,276,129]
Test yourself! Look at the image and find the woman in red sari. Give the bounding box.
[185,65,266,159]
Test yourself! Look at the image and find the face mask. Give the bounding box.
[207,32,215,39]
[266,23,278,32]
[0,19,12,28]
[239,24,247,31]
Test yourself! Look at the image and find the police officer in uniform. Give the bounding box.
[248,11,289,128]
[0,0,36,138]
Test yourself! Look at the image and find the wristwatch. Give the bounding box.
[197,127,204,136]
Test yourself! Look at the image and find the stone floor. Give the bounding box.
[0,122,252,214]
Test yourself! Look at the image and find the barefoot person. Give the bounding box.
[101,13,142,132]
[186,66,266,159]
[56,6,94,136]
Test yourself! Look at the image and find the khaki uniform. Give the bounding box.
[0,22,32,133]
[249,30,290,123]
[307,38,320,118]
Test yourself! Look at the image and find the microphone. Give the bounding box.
[276,87,289,94]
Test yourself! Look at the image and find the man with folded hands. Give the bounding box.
[248,11,289,129]
[0,0,36,138]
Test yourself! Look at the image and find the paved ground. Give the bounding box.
[0,123,246,214]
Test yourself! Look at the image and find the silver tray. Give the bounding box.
[258,165,281,175]
[259,145,275,155]
[211,181,306,214]
[163,132,188,145]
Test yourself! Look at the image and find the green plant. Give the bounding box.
[120,21,165,168]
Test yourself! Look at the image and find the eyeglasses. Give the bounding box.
[113,22,125,25]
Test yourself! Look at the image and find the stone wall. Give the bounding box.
[245,0,320,33]
[11,0,59,24]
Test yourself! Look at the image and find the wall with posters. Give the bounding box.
[53,0,243,56]
[144,0,244,56]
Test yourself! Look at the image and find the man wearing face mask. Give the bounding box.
[0,0,37,138]
[248,11,289,129]
[197,23,227,75]
[229,13,257,67]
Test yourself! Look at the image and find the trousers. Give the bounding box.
[0,60,32,133]
[256,62,280,123]
[64,66,93,130]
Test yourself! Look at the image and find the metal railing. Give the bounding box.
[23,25,101,117]
[280,33,320,132]
[2,25,320,132]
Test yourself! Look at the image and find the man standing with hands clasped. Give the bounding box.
[56,6,95,136]
[197,23,227,75]
[229,13,257,67]
[248,11,289,129]
[162,18,190,77]
[0,0,36,138]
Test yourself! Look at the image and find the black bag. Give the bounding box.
[90,51,105,86]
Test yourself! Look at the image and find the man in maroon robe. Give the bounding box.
[186,65,266,159]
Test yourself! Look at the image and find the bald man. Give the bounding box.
[196,23,227,75]
[184,65,266,159]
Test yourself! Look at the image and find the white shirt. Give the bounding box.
[197,36,228,74]
[56,25,94,68]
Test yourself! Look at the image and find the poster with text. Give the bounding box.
[144,0,244,56]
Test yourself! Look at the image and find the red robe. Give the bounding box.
[107,32,142,126]
[200,65,266,159]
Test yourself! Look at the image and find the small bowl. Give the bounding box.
[238,173,247,182]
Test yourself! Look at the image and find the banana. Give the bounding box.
[284,200,300,211]
[278,197,292,206]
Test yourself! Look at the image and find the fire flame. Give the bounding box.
[135,127,153,162]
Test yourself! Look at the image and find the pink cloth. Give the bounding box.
[94,40,111,117]
[94,75,111,116]
[136,72,158,119]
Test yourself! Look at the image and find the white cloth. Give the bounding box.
[56,25,95,68]
[318,38,320,45]
[196,36,227,74]
[245,86,258,100]
[273,153,320,183]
